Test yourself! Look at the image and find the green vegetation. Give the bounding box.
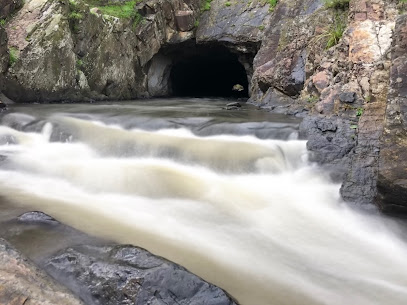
[202,0,213,11]
[325,15,346,49]
[0,19,6,27]
[9,47,19,66]
[324,0,349,10]
[69,11,83,20]
[306,95,319,103]
[76,59,84,70]
[400,0,407,3]
[268,0,278,12]
[194,20,199,28]
[225,1,231,7]
[356,107,364,117]
[95,0,138,19]
[259,25,265,31]
[132,12,143,28]
[350,124,358,129]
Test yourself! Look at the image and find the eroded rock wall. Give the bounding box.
[376,13,407,213]
[0,0,202,102]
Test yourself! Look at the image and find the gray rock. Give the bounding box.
[17,211,58,225]
[46,244,238,305]
[338,92,356,103]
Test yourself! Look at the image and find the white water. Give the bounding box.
[1,108,407,305]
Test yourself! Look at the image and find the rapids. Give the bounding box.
[0,99,406,305]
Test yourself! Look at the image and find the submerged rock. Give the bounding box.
[46,244,238,305]
[0,238,84,305]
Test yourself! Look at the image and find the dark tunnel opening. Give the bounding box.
[169,45,249,98]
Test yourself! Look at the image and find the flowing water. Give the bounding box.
[0,98,407,305]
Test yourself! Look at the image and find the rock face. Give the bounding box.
[46,244,238,305]
[375,14,407,213]
[0,238,84,305]
[0,0,23,19]
[0,0,202,102]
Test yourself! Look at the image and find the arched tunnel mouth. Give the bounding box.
[169,44,249,98]
[147,42,251,98]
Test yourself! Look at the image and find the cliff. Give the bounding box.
[0,0,406,211]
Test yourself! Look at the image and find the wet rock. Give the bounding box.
[46,244,238,305]
[226,102,241,107]
[0,238,84,305]
[17,211,58,225]
[300,116,356,181]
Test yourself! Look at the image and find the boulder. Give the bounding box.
[46,244,238,305]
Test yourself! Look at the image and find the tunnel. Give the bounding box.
[147,42,250,98]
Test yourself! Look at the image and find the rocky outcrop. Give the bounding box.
[375,14,407,213]
[0,0,23,19]
[0,0,202,102]
[0,238,84,305]
[249,0,329,110]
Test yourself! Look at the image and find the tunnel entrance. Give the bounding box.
[147,42,251,98]
[170,45,249,98]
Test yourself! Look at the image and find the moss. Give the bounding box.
[225,1,231,7]
[268,0,278,12]
[259,25,265,31]
[9,47,19,66]
[69,11,83,20]
[202,0,213,11]
[132,12,143,29]
[94,0,139,19]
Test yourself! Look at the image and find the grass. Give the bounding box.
[324,0,349,10]
[325,15,346,49]
[9,47,19,66]
[96,0,138,19]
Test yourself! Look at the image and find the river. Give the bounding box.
[0,98,406,305]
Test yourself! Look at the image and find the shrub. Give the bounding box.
[324,0,349,10]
